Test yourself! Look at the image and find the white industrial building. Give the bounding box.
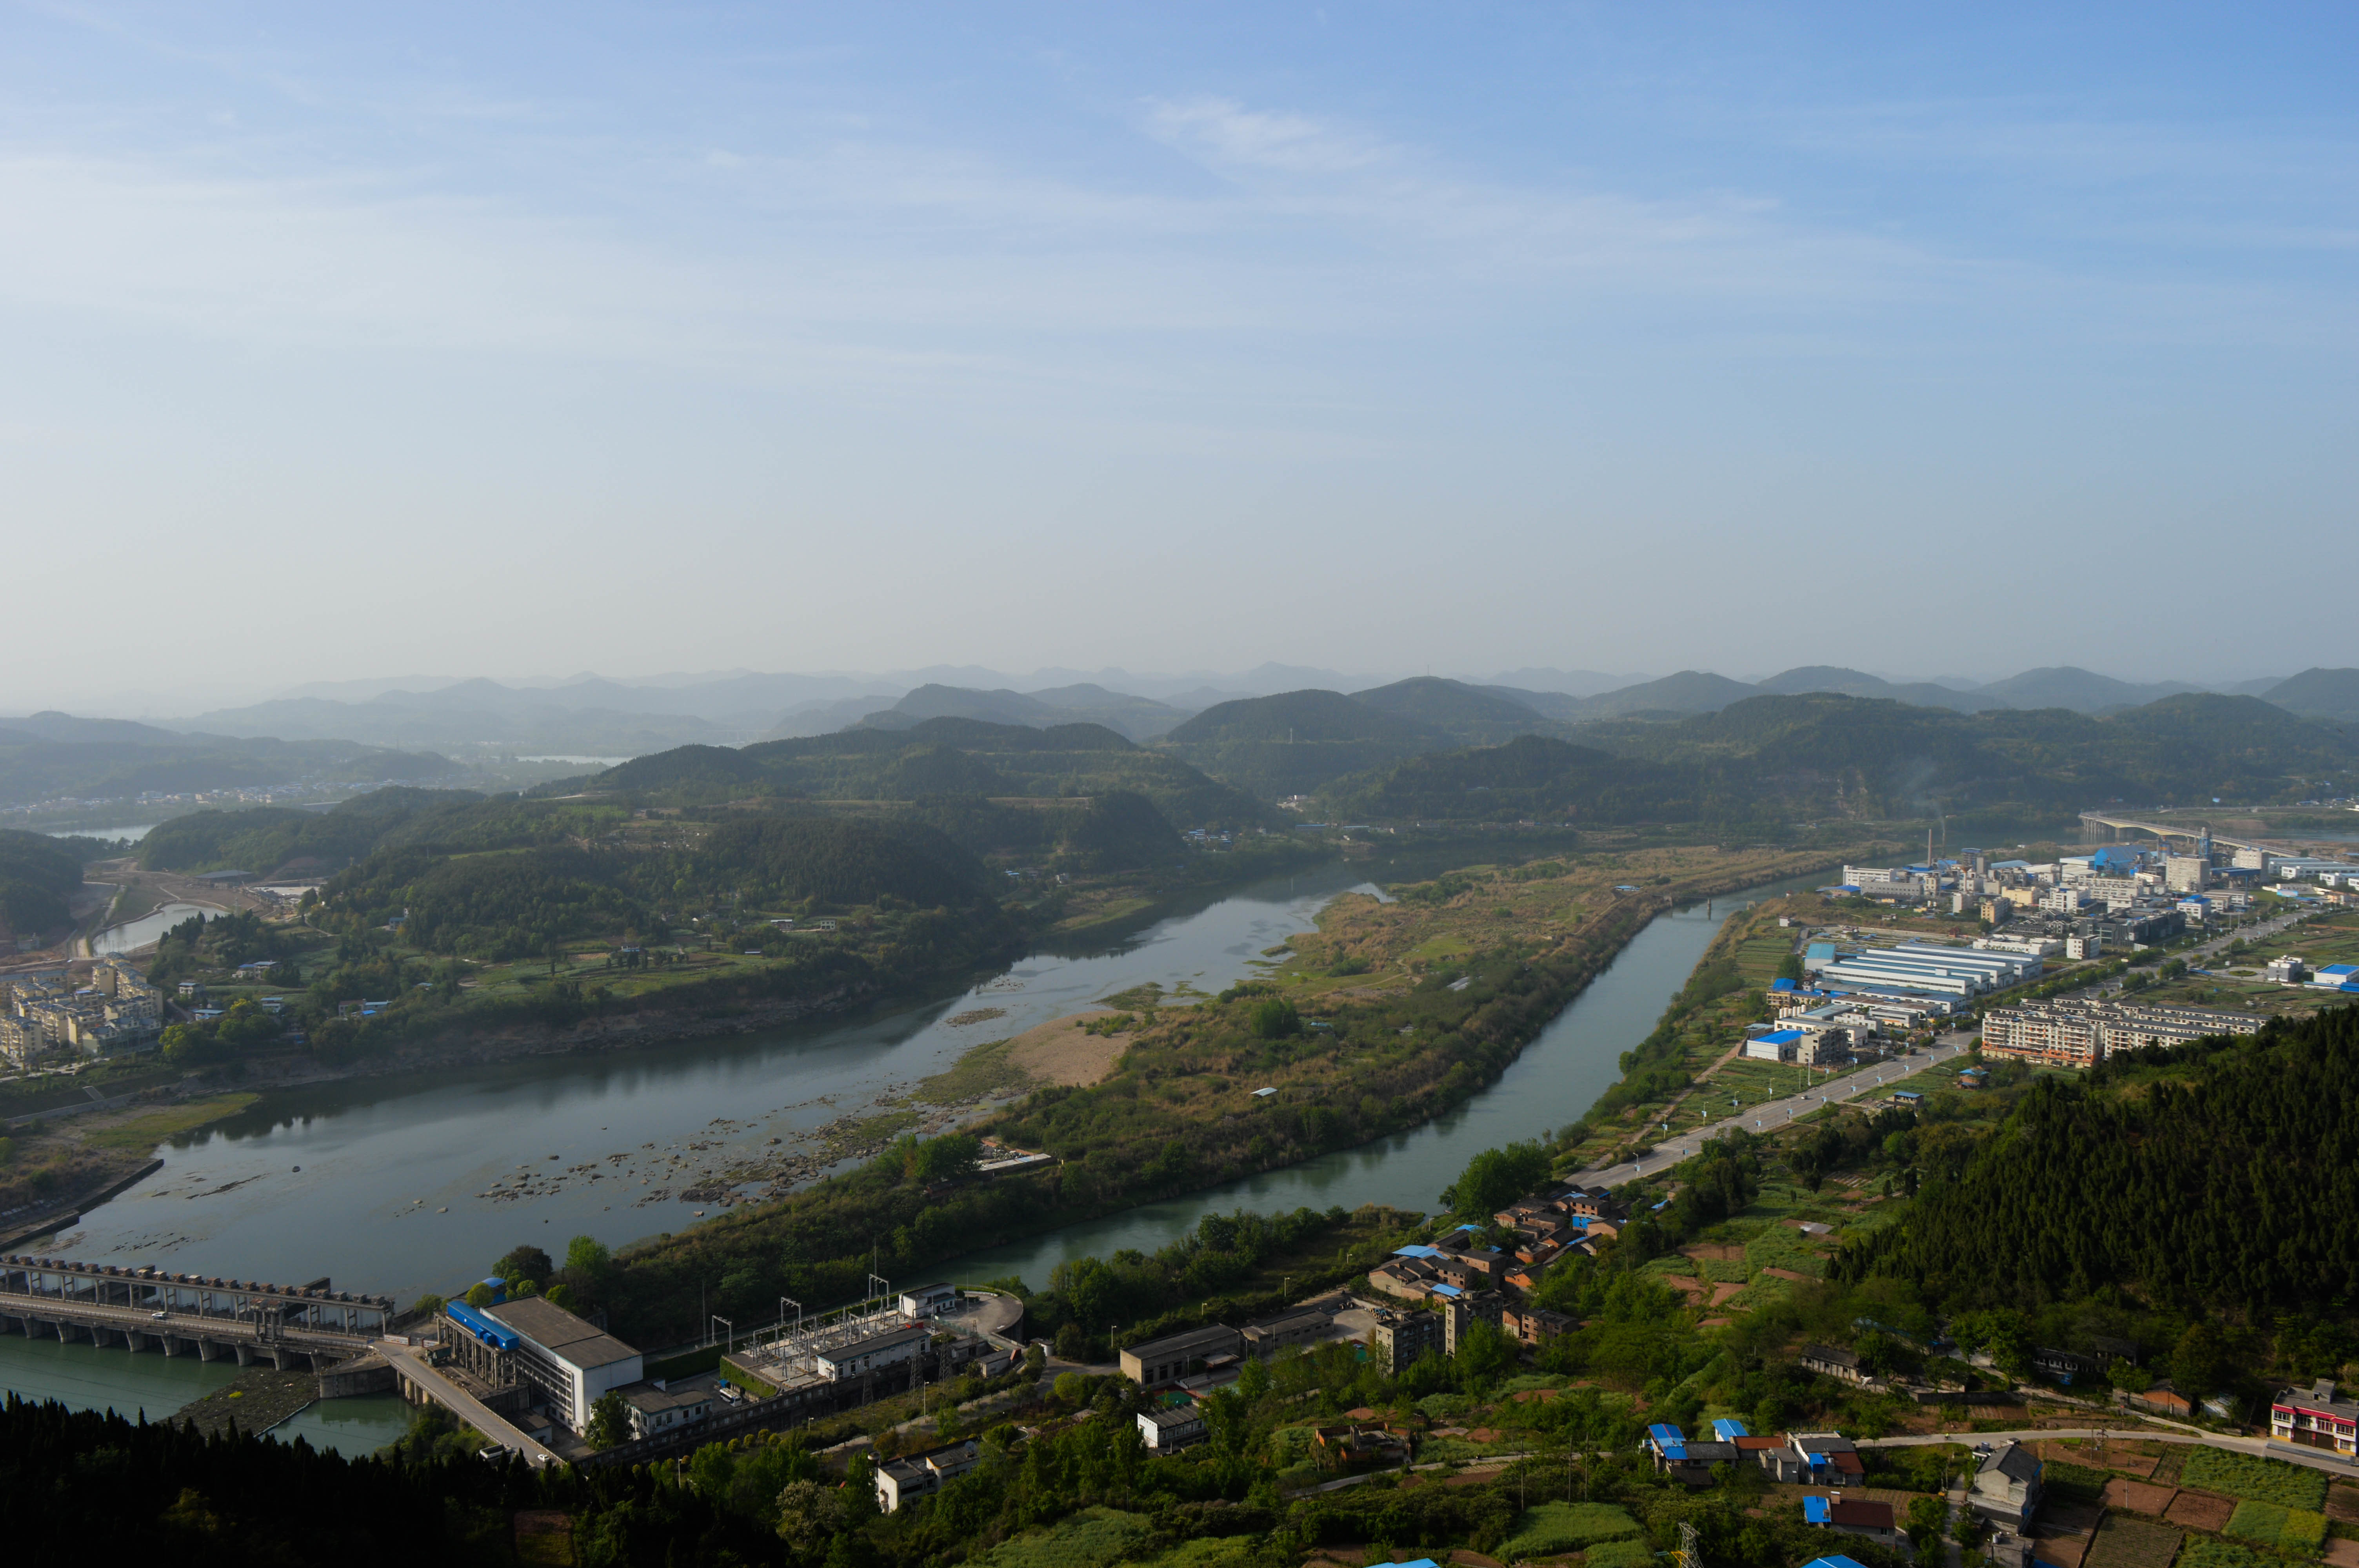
[814,1323,933,1381]
[465,1296,646,1434]
[1813,942,2038,999]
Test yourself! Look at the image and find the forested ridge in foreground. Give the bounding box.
[1836,1005,2359,1322]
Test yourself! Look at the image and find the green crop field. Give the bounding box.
[1498,1501,1644,1558]
[2181,1445,2330,1510]
[2223,1499,2328,1554]
[2177,1540,2279,1568]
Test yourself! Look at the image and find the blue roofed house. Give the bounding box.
[1711,1418,1750,1441]
[1801,1556,1873,1568]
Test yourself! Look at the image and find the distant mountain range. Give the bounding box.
[0,711,449,809]
[11,662,2339,784]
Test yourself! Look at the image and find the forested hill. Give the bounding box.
[0,829,94,942]
[0,720,448,809]
[1836,1005,2359,1320]
[1315,690,2359,825]
[571,717,1267,830]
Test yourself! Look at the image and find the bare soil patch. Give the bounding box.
[2164,1490,2236,1533]
[2103,1478,2179,1517]
[1003,1011,1130,1087]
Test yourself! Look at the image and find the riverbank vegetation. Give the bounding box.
[594,844,1855,1344]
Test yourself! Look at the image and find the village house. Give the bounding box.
[1800,1343,1874,1387]
[1314,1422,1408,1471]
[1763,1432,1865,1485]
[1499,1305,1574,1345]
[1967,1440,2044,1531]
[1803,1496,1901,1552]
[875,1440,981,1513]
[2270,1379,2359,1459]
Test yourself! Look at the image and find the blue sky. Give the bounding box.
[3,3,2353,707]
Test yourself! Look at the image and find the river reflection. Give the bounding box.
[53,858,1418,1304]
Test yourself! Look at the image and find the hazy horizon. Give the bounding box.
[0,657,2330,724]
[7,6,2354,704]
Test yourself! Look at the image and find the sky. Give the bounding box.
[3,2,2354,712]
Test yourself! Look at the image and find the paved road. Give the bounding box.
[378,1339,563,1468]
[1572,1037,1977,1187]
[1862,1424,2357,1479]
[0,1290,373,1357]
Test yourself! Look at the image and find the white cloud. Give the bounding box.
[1141,96,1389,174]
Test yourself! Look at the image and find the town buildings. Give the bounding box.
[1119,1325,1244,1388]
[0,959,164,1066]
[1980,998,2266,1069]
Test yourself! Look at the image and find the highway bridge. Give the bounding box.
[2078,812,2266,854]
[0,1252,392,1370]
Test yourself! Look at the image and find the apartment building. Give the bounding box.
[1980,999,2266,1069]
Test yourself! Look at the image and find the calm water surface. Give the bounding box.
[35,852,1826,1431]
[91,900,227,955]
[49,861,1395,1305]
[0,1333,413,1456]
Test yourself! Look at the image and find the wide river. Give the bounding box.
[3,850,1823,1446]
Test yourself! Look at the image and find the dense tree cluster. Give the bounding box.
[0,826,93,936]
[1837,1008,2359,1326]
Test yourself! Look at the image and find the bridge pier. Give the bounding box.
[196,1336,223,1362]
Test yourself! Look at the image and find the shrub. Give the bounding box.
[1249,998,1301,1039]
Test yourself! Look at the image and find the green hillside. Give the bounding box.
[0,726,449,809]
[580,719,1265,829]
[0,828,89,938]
[1166,688,1437,745]
[2260,666,2359,723]
[139,788,493,875]
[1348,676,1548,738]
[1321,690,2359,825]
[1838,1004,2359,1329]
